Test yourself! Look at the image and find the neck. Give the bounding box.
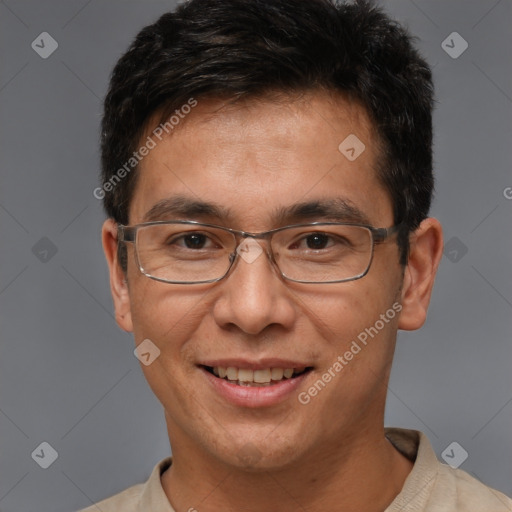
[161,425,413,512]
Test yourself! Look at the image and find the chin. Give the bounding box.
[210,431,309,472]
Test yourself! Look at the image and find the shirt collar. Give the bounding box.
[137,428,436,511]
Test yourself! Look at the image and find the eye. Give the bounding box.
[290,232,340,251]
[169,232,219,250]
[303,233,331,250]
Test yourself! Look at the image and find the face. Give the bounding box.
[103,92,433,471]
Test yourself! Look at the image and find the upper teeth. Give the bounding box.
[212,367,305,383]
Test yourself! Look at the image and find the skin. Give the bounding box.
[102,91,443,511]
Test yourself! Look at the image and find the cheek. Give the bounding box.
[130,284,200,343]
[297,276,402,397]
[127,275,217,379]
[297,271,400,342]
[299,316,398,437]
[321,295,399,370]
[128,284,209,406]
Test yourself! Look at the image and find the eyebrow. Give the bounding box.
[142,195,371,226]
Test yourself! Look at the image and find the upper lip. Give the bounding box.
[199,359,313,370]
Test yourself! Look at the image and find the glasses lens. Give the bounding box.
[272,224,373,282]
[136,224,234,283]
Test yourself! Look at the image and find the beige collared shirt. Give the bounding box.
[78,428,512,511]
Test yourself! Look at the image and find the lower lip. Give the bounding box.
[200,367,310,408]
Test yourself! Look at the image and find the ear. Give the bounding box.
[102,218,133,332]
[398,217,443,331]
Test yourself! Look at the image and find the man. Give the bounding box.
[82,0,512,510]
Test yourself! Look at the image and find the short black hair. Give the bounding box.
[100,0,434,265]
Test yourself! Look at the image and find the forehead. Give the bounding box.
[130,92,392,228]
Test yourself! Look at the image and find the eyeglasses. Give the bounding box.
[117,220,401,285]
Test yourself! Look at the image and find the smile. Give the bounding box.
[204,366,311,386]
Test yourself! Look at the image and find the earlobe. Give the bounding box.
[398,218,443,331]
[102,218,134,332]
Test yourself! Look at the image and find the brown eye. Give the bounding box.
[304,233,330,250]
[182,233,208,249]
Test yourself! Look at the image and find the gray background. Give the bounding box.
[0,1,511,510]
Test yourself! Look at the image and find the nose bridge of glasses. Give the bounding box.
[229,231,278,271]
[234,231,273,261]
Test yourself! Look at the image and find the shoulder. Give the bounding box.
[76,457,174,512]
[433,463,512,511]
[384,428,512,512]
[77,483,144,512]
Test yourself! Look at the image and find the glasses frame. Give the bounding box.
[118,220,402,285]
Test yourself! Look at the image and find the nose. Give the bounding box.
[211,239,297,336]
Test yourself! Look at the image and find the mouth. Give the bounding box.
[202,365,313,387]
